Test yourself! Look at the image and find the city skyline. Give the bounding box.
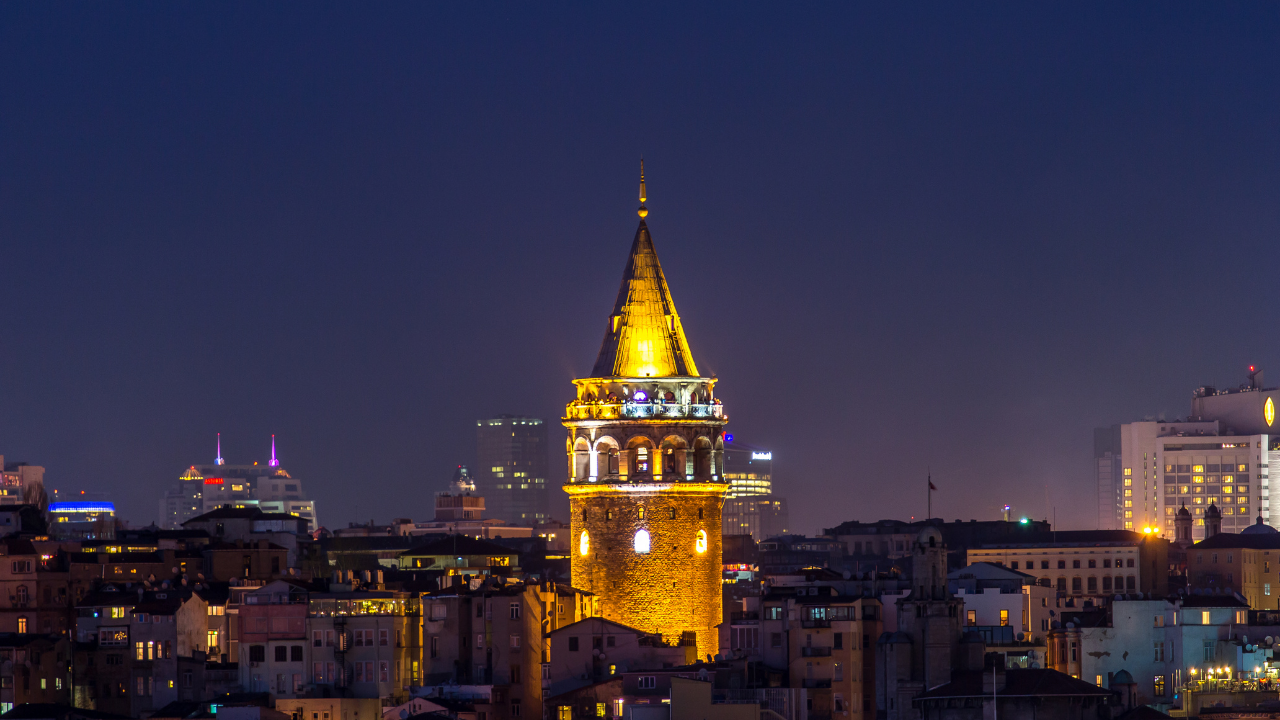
[2,5,1280,532]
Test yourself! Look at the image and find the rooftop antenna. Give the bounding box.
[637,159,648,219]
[215,433,225,466]
[269,435,279,467]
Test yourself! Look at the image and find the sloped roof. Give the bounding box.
[1193,532,1280,550]
[1179,592,1249,608]
[979,530,1146,547]
[1116,706,1174,720]
[950,562,1036,581]
[918,669,1114,700]
[547,616,654,637]
[184,507,264,522]
[589,220,699,378]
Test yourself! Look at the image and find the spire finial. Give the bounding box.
[215,433,224,466]
[637,159,648,218]
[269,435,279,467]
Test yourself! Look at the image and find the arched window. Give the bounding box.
[16,616,26,633]
[638,507,645,520]
[579,531,590,557]
[634,529,650,554]
[607,448,620,475]
[695,530,708,554]
[664,449,676,474]
[635,447,650,473]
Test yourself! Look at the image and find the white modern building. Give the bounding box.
[1103,369,1280,538]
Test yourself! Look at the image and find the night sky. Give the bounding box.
[2,5,1278,533]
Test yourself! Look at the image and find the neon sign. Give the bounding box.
[1266,397,1275,427]
[751,452,772,460]
[204,477,224,485]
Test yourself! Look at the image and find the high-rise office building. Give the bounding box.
[1094,425,1123,530]
[721,441,789,540]
[475,415,549,524]
[1108,368,1279,540]
[159,435,318,529]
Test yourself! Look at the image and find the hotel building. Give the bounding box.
[1102,369,1280,539]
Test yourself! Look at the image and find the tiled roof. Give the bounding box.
[589,220,699,378]
[919,669,1115,700]
[1191,532,1280,550]
[979,530,1146,547]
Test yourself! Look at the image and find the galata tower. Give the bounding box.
[564,164,728,660]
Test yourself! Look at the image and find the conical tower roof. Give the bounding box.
[590,220,699,378]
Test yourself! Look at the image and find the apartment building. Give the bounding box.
[306,584,422,704]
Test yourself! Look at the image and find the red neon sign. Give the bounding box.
[204,477,224,485]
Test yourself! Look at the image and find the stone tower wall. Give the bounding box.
[568,483,724,660]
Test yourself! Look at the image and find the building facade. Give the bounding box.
[965,530,1169,600]
[563,175,728,660]
[477,416,551,524]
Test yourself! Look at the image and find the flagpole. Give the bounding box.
[927,468,932,520]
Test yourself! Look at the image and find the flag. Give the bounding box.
[928,479,937,491]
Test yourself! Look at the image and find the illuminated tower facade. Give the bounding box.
[564,166,727,659]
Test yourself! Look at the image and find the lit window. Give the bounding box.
[579,531,590,557]
[695,530,708,554]
[1193,465,1205,473]
[634,529,650,554]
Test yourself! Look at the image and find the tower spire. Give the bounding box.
[637,159,648,219]
[269,435,279,467]
[215,433,224,466]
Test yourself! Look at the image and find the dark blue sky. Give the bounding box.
[1,4,1278,532]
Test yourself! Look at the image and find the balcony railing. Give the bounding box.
[565,402,725,422]
[731,611,759,623]
[802,647,832,657]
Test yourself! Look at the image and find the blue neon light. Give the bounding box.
[49,502,115,513]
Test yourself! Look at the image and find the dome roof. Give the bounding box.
[1177,504,1191,517]
[916,526,944,548]
[1111,669,1135,685]
[1242,516,1278,535]
[1206,503,1221,519]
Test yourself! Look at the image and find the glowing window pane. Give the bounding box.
[634,529,650,554]
[695,530,708,554]
[579,531,590,557]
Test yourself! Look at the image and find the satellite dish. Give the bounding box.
[400,711,409,719]
[1267,636,1274,645]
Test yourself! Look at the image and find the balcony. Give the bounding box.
[565,402,725,422]
[801,647,832,657]
[802,679,832,689]
[730,611,759,623]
